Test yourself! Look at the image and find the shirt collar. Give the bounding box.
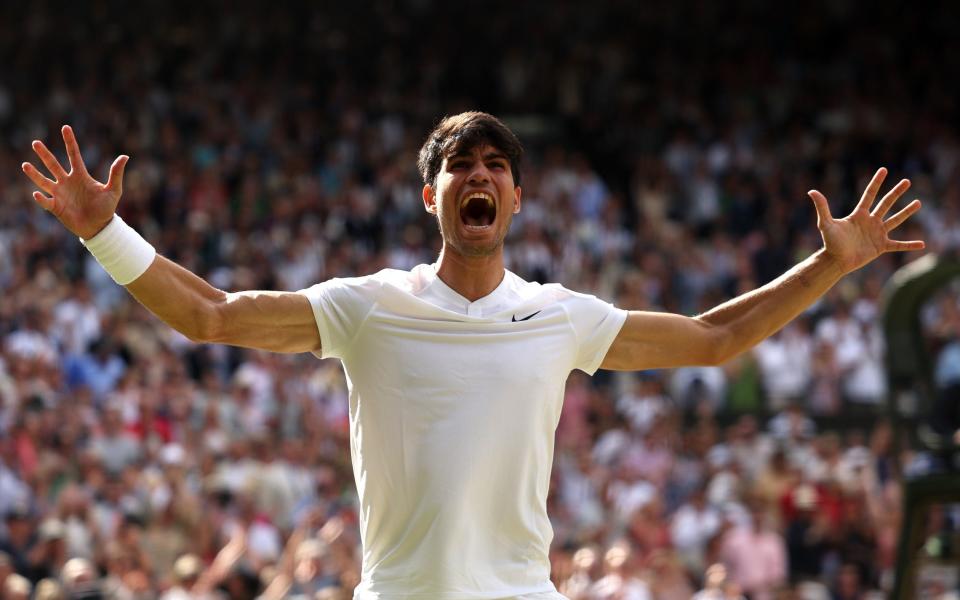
[418,263,515,317]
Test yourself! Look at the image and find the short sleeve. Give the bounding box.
[298,276,380,359]
[562,292,628,375]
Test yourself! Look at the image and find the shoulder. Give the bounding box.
[502,271,599,305]
[502,274,626,328]
[332,267,415,288]
[300,266,425,301]
[539,281,621,315]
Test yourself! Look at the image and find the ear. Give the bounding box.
[423,184,438,214]
[512,186,522,214]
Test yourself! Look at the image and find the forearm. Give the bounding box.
[77,214,223,342]
[260,573,292,600]
[125,255,227,342]
[696,248,847,361]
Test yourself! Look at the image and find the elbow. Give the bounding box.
[186,297,227,344]
[183,313,216,344]
[699,322,738,366]
[185,327,212,345]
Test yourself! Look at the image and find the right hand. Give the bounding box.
[21,125,128,239]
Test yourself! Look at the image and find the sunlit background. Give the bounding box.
[1,1,958,598]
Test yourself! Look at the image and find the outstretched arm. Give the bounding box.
[125,257,320,352]
[22,126,321,353]
[601,168,924,370]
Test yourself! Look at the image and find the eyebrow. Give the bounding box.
[448,150,509,162]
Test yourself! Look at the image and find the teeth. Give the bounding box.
[461,192,494,209]
[459,191,497,227]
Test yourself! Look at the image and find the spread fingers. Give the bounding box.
[884,199,921,232]
[21,162,57,195]
[31,140,68,180]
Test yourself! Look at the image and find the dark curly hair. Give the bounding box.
[417,112,523,188]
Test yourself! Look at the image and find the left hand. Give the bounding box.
[809,167,925,273]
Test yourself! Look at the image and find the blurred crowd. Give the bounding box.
[2,1,960,599]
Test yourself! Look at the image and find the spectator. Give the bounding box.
[692,564,747,600]
[159,554,201,600]
[0,507,39,584]
[587,541,651,600]
[815,302,887,406]
[60,558,102,599]
[32,578,64,600]
[0,552,12,593]
[831,563,868,600]
[63,338,126,402]
[288,539,339,597]
[754,322,814,410]
[87,405,141,475]
[28,519,68,584]
[50,281,101,357]
[0,2,954,596]
[784,484,831,584]
[670,483,722,575]
[1,573,31,600]
[719,500,788,600]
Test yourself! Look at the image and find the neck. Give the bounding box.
[435,245,506,302]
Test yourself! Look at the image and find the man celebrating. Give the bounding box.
[22,112,923,599]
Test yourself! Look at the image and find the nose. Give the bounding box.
[467,162,491,184]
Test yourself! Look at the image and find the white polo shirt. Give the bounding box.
[300,264,627,600]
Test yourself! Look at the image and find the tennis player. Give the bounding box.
[22,112,923,599]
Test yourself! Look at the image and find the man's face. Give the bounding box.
[5,517,29,542]
[423,143,521,258]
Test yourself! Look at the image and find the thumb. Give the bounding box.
[105,155,129,195]
[808,190,832,227]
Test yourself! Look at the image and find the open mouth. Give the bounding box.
[459,192,497,228]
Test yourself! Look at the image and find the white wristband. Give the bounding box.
[80,215,157,285]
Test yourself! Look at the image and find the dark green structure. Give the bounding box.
[883,252,960,599]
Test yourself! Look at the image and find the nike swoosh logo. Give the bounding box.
[511,310,541,322]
